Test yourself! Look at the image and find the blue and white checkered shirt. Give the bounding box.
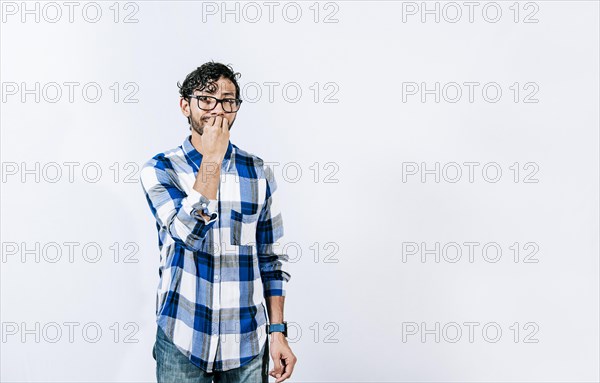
[140,134,291,372]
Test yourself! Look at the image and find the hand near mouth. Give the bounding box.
[200,115,230,163]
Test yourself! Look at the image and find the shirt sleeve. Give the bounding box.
[256,163,292,298]
[140,157,218,251]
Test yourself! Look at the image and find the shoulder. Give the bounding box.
[142,144,185,171]
[140,143,186,186]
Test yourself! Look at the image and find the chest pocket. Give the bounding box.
[230,209,260,246]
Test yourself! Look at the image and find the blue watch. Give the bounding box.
[267,322,288,337]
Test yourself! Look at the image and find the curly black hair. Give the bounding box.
[178,61,241,126]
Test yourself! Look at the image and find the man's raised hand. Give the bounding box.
[201,115,230,163]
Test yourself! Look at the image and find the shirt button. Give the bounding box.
[215,274,220,280]
[201,203,207,208]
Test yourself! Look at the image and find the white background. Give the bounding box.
[1,1,599,382]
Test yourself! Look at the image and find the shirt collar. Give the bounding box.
[182,134,233,172]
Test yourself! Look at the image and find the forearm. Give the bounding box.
[193,158,221,199]
[140,159,220,251]
[193,158,221,221]
[265,295,285,324]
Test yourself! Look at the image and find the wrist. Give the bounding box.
[267,321,288,338]
[203,156,223,165]
[270,331,286,341]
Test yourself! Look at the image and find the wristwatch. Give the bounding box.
[267,322,288,337]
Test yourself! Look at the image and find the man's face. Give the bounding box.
[181,76,239,136]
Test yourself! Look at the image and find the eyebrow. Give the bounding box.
[195,89,236,97]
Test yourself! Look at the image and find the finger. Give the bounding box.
[269,369,281,379]
[276,356,295,383]
[221,116,230,131]
[275,367,289,383]
[277,359,295,382]
[214,115,223,129]
[271,354,284,378]
[282,356,296,376]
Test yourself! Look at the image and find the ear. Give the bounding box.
[180,97,191,118]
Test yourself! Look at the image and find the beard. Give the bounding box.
[190,114,234,136]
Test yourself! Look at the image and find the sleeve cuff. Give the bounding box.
[263,279,287,298]
[187,188,219,223]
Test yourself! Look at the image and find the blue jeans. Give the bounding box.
[152,326,269,383]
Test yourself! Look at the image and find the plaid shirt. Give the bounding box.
[140,134,291,372]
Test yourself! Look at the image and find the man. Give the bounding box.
[140,61,297,383]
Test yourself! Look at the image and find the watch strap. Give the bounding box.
[268,322,287,337]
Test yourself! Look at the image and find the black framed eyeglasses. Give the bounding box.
[188,95,243,113]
